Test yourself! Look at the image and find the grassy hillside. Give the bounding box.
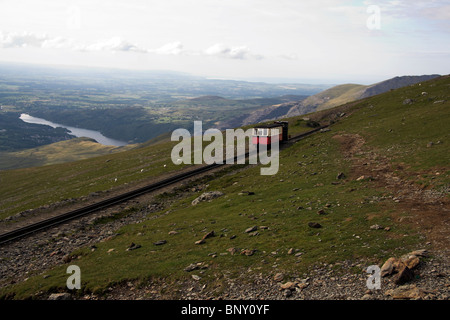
[0,137,135,170]
[305,84,367,111]
[0,116,314,221]
[284,75,442,118]
[0,75,448,299]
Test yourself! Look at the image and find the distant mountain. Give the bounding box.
[247,74,441,122]
[359,74,441,98]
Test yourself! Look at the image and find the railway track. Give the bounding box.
[0,125,328,246]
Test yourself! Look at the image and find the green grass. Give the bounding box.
[0,138,189,220]
[0,137,134,170]
[1,75,448,299]
[0,117,314,221]
[303,84,367,111]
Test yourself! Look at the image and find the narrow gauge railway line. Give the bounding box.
[0,125,328,246]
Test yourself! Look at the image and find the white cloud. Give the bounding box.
[204,43,263,60]
[0,31,51,48]
[151,41,184,55]
[81,37,147,53]
[0,31,265,62]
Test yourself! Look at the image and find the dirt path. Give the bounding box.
[332,133,449,252]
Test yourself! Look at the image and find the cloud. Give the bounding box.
[0,31,51,48]
[0,31,265,61]
[81,37,147,53]
[150,41,184,55]
[0,31,149,53]
[204,43,263,60]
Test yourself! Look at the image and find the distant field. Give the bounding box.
[0,63,328,146]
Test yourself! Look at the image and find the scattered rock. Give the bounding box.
[380,249,426,280]
[195,239,205,245]
[402,255,420,270]
[192,191,224,205]
[245,226,258,233]
[227,247,237,255]
[385,284,425,299]
[370,224,383,230]
[184,264,199,272]
[287,248,294,255]
[336,172,346,180]
[273,273,284,282]
[317,209,326,215]
[238,191,255,196]
[48,293,72,300]
[126,243,142,251]
[168,231,178,235]
[184,263,207,273]
[241,249,256,256]
[402,99,414,105]
[409,249,428,257]
[280,281,296,290]
[284,289,292,297]
[202,230,215,240]
[191,275,201,281]
[153,240,167,246]
[308,222,322,228]
[380,257,398,277]
[426,142,433,148]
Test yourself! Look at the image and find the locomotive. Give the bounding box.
[252,121,289,146]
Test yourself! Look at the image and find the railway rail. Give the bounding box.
[0,125,328,246]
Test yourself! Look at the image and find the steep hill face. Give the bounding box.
[250,74,442,122]
[360,74,441,98]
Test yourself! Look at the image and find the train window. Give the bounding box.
[270,127,280,136]
[253,128,258,135]
[262,129,268,136]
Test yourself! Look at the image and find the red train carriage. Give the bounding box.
[252,121,288,146]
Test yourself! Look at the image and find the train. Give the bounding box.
[252,121,289,146]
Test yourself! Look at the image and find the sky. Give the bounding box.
[0,0,449,84]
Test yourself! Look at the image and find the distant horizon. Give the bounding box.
[0,59,442,87]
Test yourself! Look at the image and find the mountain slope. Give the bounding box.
[264,74,442,120]
[1,75,448,299]
[360,74,441,98]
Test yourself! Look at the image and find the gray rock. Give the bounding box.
[48,293,72,300]
[402,99,414,105]
[192,191,224,205]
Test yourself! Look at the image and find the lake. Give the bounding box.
[19,113,128,147]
